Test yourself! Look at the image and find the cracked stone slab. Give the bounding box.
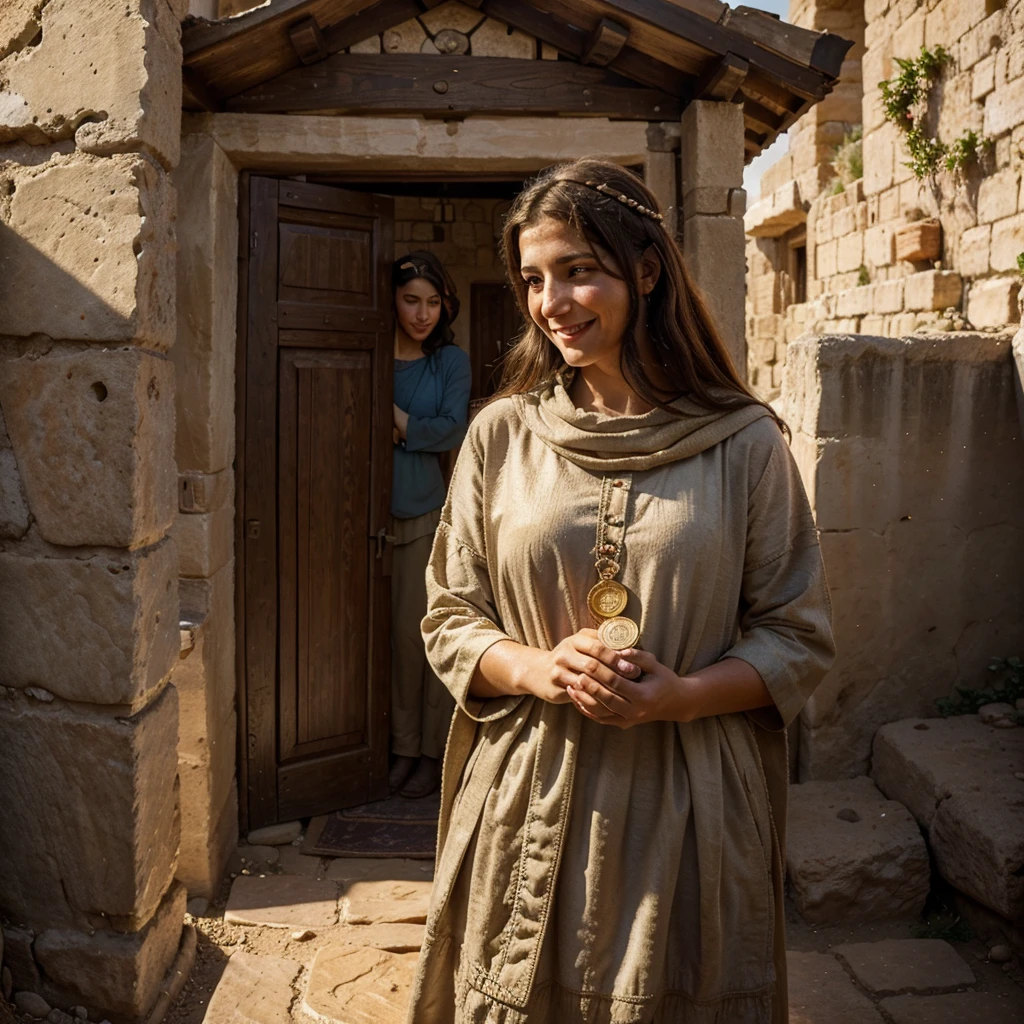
[225,875,339,930]
[339,878,433,926]
[787,950,885,1024]
[872,717,1024,920]
[330,923,425,953]
[201,952,301,1024]
[302,946,419,1024]
[835,939,975,996]
[787,777,930,923]
[325,858,434,884]
[880,991,1024,1024]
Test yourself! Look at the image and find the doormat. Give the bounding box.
[304,793,439,859]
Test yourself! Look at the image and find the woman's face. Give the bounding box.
[518,216,632,373]
[395,277,442,344]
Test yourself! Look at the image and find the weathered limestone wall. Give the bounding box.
[170,132,239,898]
[784,333,1024,780]
[394,195,508,355]
[0,0,186,1018]
[747,0,1024,395]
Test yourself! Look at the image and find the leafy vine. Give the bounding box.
[879,46,987,179]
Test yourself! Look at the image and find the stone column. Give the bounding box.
[644,122,680,239]
[170,132,240,897]
[0,1,188,1018]
[680,100,748,377]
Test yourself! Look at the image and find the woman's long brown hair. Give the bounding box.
[495,158,785,432]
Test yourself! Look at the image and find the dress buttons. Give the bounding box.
[612,479,623,488]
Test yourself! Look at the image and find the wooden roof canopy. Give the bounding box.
[182,0,853,161]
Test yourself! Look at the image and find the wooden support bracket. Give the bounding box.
[582,18,630,67]
[289,15,328,65]
[695,52,749,101]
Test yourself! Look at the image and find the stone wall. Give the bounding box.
[784,333,1024,780]
[746,0,1024,397]
[0,0,187,1019]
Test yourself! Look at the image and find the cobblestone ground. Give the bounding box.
[166,838,1024,1024]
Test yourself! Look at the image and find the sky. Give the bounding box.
[737,0,792,204]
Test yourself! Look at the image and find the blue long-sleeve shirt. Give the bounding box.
[392,344,471,519]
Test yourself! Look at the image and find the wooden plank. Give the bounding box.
[742,97,784,136]
[243,175,281,829]
[694,52,748,100]
[234,171,253,836]
[320,0,420,54]
[739,69,805,117]
[225,53,682,119]
[582,17,629,66]
[479,0,689,94]
[182,65,221,112]
[289,15,329,64]
[721,5,852,78]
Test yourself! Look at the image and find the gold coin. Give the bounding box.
[587,579,628,619]
[597,616,640,651]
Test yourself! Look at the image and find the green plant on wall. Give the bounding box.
[827,126,863,194]
[1016,252,1024,277]
[879,46,987,180]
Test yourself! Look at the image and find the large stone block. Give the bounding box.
[178,778,236,899]
[0,345,176,548]
[782,335,1024,778]
[682,214,746,374]
[0,154,176,348]
[985,79,1024,138]
[470,17,534,59]
[966,277,1021,330]
[0,541,178,707]
[172,134,237,474]
[0,407,29,540]
[873,717,1024,921]
[681,100,744,194]
[903,270,962,311]
[959,224,991,278]
[787,778,930,924]
[0,0,181,167]
[989,213,1024,273]
[34,880,186,1021]
[0,684,180,933]
[171,500,233,578]
[978,168,1021,224]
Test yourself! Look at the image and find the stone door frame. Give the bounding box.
[175,110,658,834]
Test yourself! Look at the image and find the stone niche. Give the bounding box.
[784,333,1024,780]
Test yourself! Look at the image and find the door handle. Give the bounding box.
[373,528,397,559]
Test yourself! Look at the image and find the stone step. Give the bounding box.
[786,777,930,923]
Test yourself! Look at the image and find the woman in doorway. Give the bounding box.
[389,250,471,799]
[407,161,834,1022]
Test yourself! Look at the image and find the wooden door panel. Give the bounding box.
[241,175,394,829]
[278,349,372,762]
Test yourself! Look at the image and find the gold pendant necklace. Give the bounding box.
[588,477,640,650]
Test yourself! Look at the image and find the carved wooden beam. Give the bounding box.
[581,18,630,67]
[289,15,328,64]
[694,52,748,101]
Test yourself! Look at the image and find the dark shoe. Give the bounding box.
[400,755,440,799]
[388,754,418,793]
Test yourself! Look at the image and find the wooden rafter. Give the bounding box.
[581,18,630,66]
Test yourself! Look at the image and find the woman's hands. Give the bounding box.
[567,645,686,728]
[393,403,410,441]
[520,628,642,705]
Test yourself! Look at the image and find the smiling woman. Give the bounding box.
[406,160,836,1024]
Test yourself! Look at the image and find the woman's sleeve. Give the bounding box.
[421,426,523,722]
[404,348,471,454]
[722,433,836,730]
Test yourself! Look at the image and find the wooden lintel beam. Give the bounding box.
[694,52,748,101]
[225,53,682,120]
[289,15,328,64]
[582,18,630,67]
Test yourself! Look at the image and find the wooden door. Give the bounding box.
[470,282,521,402]
[239,176,394,829]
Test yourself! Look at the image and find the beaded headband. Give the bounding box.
[579,180,664,222]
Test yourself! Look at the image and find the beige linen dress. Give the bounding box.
[408,376,835,1024]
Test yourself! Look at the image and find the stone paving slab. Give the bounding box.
[787,950,885,1024]
[340,878,433,925]
[201,951,301,1024]
[834,939,976,996]
[302,946,420,1024]
[225,875,339,929]
[276,845,324,878]
[881,991,1024,1024]
[331,923,426,953]
[324,857,434,884]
